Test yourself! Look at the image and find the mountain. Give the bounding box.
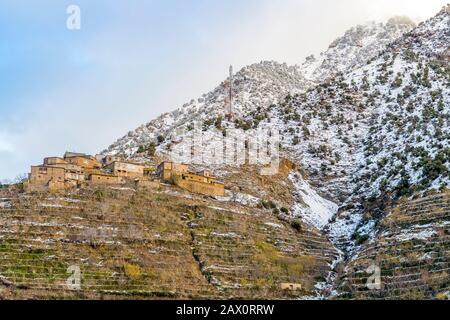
[103,18,415,157]
[104,61,308,157]
[282,6,448,198]
[3,7,447,300]
[101,6,448,299]
[270,5,449,247]
[301,16,416,82]
[331,6,449,299]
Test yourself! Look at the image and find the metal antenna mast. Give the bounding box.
[229,65,233,115]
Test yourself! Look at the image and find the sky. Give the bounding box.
[0,0,448,181]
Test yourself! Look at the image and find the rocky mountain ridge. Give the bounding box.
[104,18,416,158]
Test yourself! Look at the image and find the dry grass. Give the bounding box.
[0,183,337,299]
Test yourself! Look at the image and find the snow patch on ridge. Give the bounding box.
[289,173,338,230]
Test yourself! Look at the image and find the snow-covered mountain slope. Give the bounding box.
[277,5,449,254]
[350,6,450,200]
[103,7,448,253]
[273,6,449,203]
[289,172,339,230]
[103,18,414,157]
[301,16,416,82]
[104,61,308,156]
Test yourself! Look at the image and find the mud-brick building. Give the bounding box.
[43,157,85,183]
[106,161,145,178]
[89,173,124,185]
[102,155,123,166]
[156,161,189,182]
[53,163,83,175]
[65,171,85,183]
[157,161,225,197]
[64,152,101,170]
[43,157,67,166]
[27,151,137,191]
[29,166,65,187]
[279,283,302,291]
[173,172,225,197]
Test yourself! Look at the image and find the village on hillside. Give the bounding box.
[25,152,225,197]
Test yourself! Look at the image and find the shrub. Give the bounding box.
[137,145,145,153]
[94,189,106,202]
[392,76,403,88]
[214,116,223,130]
[261,200,277,210]
[267,200,277,209]
[157,135,165,144]
[436,292,449,300]
[290,220,302,232]
[302,126,311,139]
[123,263,142,280]
[353,233,369,246]
[147,143,156,157]
[137,143,156,156]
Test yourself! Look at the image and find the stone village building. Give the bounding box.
[29,165,66,191]
[156,161,189,181]
[27,152,126,191]
[105,161,145,178]
[89,173,124,185]
[156,161,225,197]
[27,152,225,197]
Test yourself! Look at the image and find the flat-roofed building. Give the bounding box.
[44,157,68,166]
[64,151,88,158]
[65,172,85,182]
[156,161,224,196]
[89,173,124,185]
[156,161,189,182]
[48,163,83,174]
[106,161,145,178]
[279,283,302,291]
[64,153,101,170]
[173,172,225,197]
[103,155,123,166]
[29,165,65,186]
[197,170,212,178]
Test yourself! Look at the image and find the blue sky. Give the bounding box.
[0,0,447,181]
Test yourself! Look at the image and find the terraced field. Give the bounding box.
[340,191,450,300]
[1,182,447,300]
[188,203,338,298]
[0,185,337,299]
